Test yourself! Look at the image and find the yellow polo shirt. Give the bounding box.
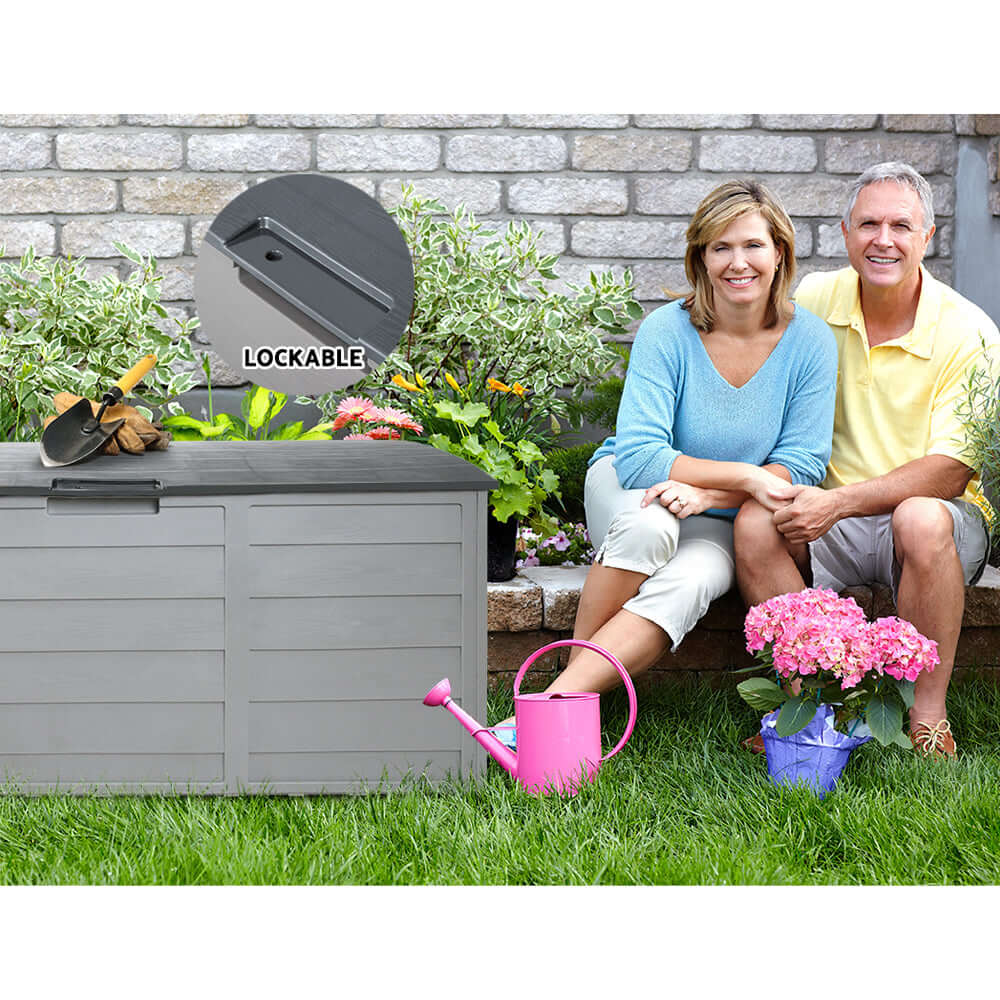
[793,265,1000,506]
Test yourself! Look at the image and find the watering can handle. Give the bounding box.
[512,639,638,763]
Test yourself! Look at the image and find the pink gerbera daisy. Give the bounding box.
[371,405,423,434]
[336,396,377,420]
[364,426,401,440]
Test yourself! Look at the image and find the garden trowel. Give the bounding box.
[39,355,158,468]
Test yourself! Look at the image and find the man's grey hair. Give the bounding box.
[842,161,935,234]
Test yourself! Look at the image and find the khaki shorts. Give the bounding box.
[809,498,990,604]
[584,454,734,650]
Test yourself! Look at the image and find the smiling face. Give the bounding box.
[702,211,781,313]
[841,181,934,293]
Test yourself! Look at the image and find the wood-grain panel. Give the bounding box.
[0,703,224,754]
[249,699,459,753]
[248,750,462,785]
[0,505,223,546]
[0,599,224,651]
[248,596,461,649]
[0,547,224,600]
[247,543,461,597]
[247,647,461,701]
[0,651,224,703]
[248,503,461,545]
[0,753,224,785]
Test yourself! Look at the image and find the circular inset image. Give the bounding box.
[195,174,414,395]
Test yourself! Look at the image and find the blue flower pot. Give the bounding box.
[760,704,870,797]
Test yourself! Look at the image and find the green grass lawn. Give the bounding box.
[1,676,998,885]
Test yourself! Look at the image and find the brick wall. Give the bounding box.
[0,113,988,381]
[973,115,1000,215]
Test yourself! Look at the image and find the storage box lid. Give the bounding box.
[0,441,497,497]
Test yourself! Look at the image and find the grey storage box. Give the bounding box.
[0,441,494,794]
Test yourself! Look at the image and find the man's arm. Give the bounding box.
[769,455,975,544]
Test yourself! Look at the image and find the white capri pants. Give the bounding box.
[584,454,735,651]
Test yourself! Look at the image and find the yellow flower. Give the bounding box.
[415,372,427,388]
[487,378,512,393]
[510,382,526,396]
[392,373,423,393]
[445,372,461,392]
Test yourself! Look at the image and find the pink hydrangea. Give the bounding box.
[869,616,940,681]
[743,587,936,690]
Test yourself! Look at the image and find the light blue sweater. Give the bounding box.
[590,299,837,519]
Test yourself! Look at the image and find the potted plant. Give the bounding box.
[310,187,642,576]
[0,244,198,441]
[736,588,940,795]
[369,370,558,580]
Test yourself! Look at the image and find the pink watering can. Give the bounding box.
[423,639,638,796]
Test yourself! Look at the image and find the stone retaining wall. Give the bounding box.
[487,565,1000,691]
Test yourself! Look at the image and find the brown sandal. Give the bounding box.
[909,720,957,758]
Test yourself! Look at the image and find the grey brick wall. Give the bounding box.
[0,114,983,378]
[971,116,1000,215]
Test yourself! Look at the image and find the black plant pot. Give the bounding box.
[487,515,518,582]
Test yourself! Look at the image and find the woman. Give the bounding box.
[494,180,837,745]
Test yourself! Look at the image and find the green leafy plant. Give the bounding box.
[312,187,643,434]
[542,441,600,522]
[579,342,630,434]
[162,384,334,442]
[384,371,559,530]
[0,244,198,441]
[957,348,1000,543]
[382,365,559,449]
[516,521,594,568]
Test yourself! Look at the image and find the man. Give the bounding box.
[733,161,999,757]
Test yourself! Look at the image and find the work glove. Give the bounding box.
[43,392,172,455]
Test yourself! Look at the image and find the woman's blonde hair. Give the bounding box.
[681,179,796,332]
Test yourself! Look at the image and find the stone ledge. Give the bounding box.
[487,565,1000,679]
[486,575,542,632]
[517,565,590,629]
[489,564,1000,632]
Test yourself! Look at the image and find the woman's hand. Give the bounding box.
[742,466,795,513]
[640,480,715,518]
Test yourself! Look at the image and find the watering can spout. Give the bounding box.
[423,678,518,776]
